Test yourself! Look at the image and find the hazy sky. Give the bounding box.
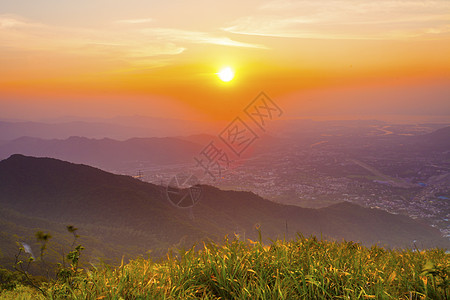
[1,0,449,121]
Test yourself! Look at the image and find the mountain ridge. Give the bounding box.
[0,154,447,268]
[0,136,203,172]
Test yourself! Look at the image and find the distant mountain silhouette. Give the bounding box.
[0,155,447,268]
[410,126,450,152]
[0,120,145,140]
[0,136,203,171]
[0,117,220,140]
[378,125,450,155]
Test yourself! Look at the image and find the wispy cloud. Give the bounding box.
[0,21,261,80]
[115,18,154,24]
[145,28,268,49]
[0,16,26,28]
[0,14,266,71]
[0,14,45,29]
[0,14,188,75]
[223,0,450,40]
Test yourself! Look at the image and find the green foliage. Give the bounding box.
[56,225,84,289]
[0,268,25,291]
[0,284,46,300]
[13,242,46,295]
[3,235,448,299]
[420,260,449,299]
[6,226,84,297]
[35,231,52,261]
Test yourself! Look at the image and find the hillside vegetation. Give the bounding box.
[1,235,448,299]
[1,155,448,272]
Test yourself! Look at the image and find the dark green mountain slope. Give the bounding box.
[0,155,447,269]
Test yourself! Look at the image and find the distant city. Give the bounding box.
[129,122,450,239]
[1,119,448,240]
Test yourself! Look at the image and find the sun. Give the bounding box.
[217,67,235,82]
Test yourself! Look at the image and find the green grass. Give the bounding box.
[2,235,449,299]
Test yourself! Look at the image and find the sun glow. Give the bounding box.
[217,67,235,82]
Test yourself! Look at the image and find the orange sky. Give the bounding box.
[1,0,449,122]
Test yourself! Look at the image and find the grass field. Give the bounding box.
[1,234,448,299]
